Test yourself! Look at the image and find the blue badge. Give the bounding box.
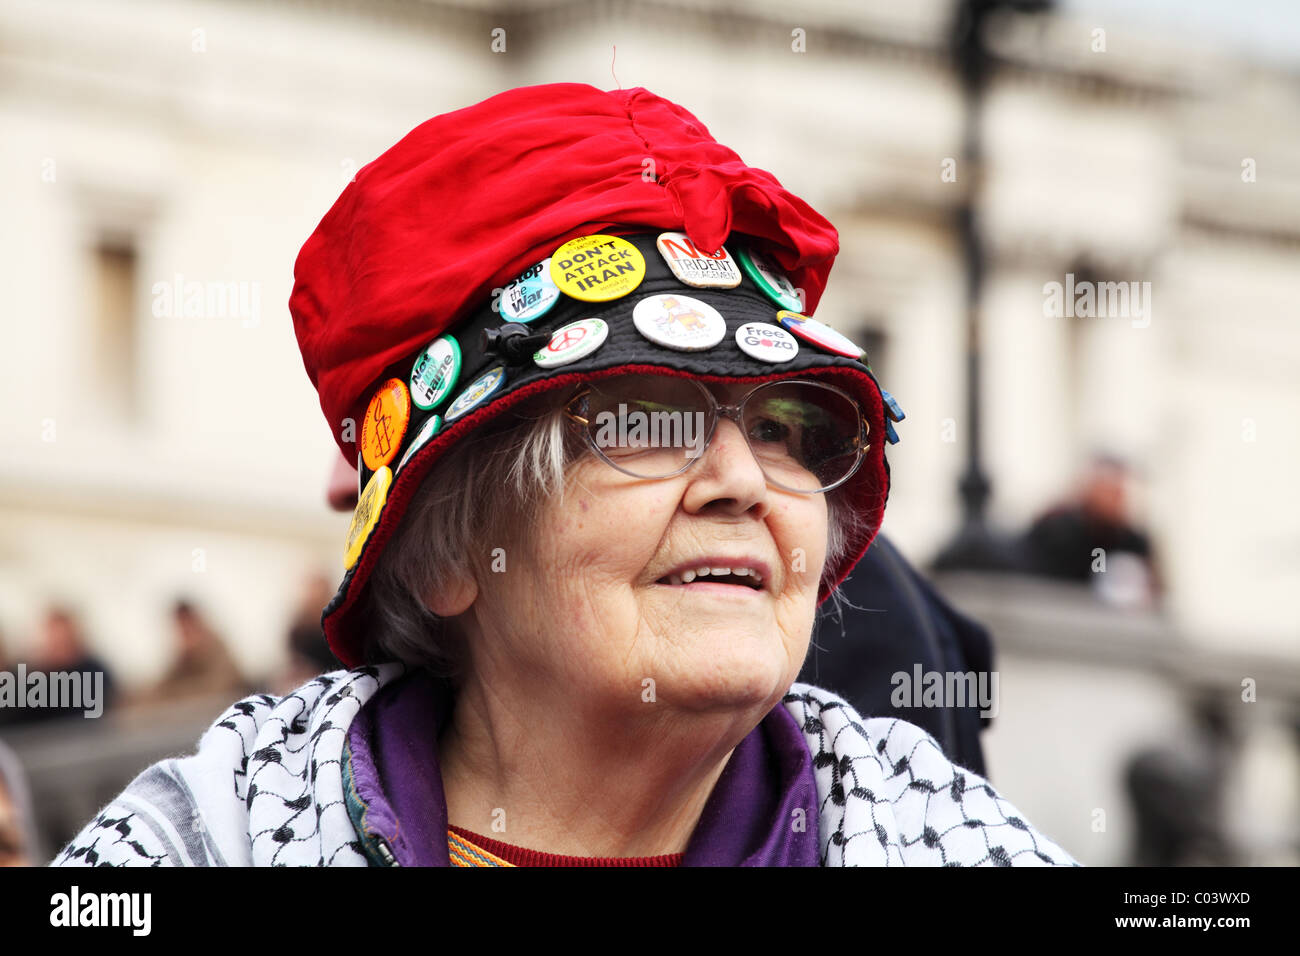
[444,367,507,422]
[500,259,561,323]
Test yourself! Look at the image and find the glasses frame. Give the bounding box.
[564,376,871,494]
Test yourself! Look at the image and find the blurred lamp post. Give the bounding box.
[933,0,1055,572]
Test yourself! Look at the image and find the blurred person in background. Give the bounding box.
[133,599,249,706]
[799,534,995,776]
[1019,454,1160,608]
[4,606,117,725]
[1124,695,1237,867]
[274,571,343,694]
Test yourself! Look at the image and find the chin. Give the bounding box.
[664,643,798,716]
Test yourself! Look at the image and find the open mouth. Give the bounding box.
[656,566,765,590]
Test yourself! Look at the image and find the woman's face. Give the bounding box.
[462,381,828,718]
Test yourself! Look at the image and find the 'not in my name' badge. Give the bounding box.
[410,335,462,411]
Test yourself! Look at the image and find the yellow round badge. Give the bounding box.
[549,234,646,302]
[344,465,392,570]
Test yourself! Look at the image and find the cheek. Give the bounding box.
[772,498,829,590]
[536,481,677,595]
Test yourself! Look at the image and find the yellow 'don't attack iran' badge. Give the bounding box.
[549,234,646,302]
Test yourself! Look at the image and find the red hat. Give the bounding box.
[289,83,900,668]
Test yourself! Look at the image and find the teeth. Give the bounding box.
[668,565,765,587]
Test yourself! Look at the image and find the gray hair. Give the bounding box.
[362,397,871,678]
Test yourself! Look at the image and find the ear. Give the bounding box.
[426,564,479,618]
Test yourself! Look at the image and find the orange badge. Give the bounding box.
[360,378,411,471]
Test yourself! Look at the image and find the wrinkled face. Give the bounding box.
[463,382,828,718]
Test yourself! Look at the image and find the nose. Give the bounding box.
[680,416,772,519]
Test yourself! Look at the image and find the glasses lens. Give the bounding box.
[580,376,713,478]
[741,382,864,492]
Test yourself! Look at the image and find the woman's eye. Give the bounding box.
[749,418,790,444]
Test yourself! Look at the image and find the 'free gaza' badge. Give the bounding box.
[734,321,798,362]
[550,235,646,302]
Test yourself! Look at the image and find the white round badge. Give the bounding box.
[632,294,727,352]
[776,310,865,360]
[444,367,506,422]
[734,321,799,363]
[500,258,560,323]
[532,318,609,369]
[395,414,443,473]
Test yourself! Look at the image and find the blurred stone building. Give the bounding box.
[0,0,1296,864]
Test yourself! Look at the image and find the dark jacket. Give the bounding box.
[799,534,994,776]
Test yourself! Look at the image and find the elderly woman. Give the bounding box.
[55,83,1076,867]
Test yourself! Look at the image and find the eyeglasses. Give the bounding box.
[564,375,869,494]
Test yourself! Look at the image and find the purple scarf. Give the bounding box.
[345,670,820,866]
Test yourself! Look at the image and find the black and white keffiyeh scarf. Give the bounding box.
[51,665,1078,867]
